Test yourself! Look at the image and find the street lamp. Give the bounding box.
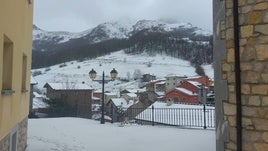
[89,68,118,124]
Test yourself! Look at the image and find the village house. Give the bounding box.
[107,96,145,123]
[163,76,213,105]
[104,92,118,105]
[44,82,93,118]
[179,80,206,94]
[107,98,133,122]
[146,79,165,92]
[142,74,156,82]
[155,80,166,92]
[165,87,199,104]
[121,93,138,102]
[119,88,146,96]
[165,75,187,92]
[0,0,33,150]
[92,91,101,104]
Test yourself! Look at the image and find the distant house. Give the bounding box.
[165,87,198,104]
[139,91,160,106]
[146,80,163,92]
[142,74,156,82]
[107,98,135,122]
[104,92,118,105]
[165,75,187,92]
[179,80,205,94]
[44,82,93,118]
[155,81,166,92]
[121,93,138,102]
[92,91,101,104]
[120,88,146,96]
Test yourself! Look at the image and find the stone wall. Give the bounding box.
[17,118,28,151]
[0,117,28,151]
[214,0,268,150]
[0,134,10,151]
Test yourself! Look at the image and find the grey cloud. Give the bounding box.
[34,0,212,32]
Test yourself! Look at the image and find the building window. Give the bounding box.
[2,35,14,94]
[21,55,27,92]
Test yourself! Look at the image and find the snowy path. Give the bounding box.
[26,118,215,151]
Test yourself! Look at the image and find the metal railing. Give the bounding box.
[109,105,215,129]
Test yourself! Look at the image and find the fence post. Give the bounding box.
[203,104,207,129]
[152,105,154,126]
[111,105,114,123]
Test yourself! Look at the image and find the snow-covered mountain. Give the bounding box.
[32,19,212,68]
[33,19,211,51]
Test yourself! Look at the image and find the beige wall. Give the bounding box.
[0,0,33,140]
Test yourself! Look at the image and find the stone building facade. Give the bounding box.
[214,0,268,151]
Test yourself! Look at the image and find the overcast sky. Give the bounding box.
[34,0,212,32]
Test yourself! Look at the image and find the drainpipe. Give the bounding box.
[233,0,242,151]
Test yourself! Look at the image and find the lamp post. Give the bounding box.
[89,68,118,124]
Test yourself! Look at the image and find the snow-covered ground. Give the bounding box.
[26,118,216,151]
[32,50,213,94]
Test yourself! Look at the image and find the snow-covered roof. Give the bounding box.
[187,81,202,88]
[124,93,137,98]
[122,88,146,93]
[165,75,187,78]
[110,98,134,109]
[44,82,92,90]
[175,88,197,96]
[155,81,166,85]
[105,92,117,96]
[92,96,101,100]
[111,98,127,106]
[155,91,165,96]
[185,76,202,80]
[31,76,38,85]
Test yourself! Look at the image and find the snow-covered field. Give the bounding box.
[32,50,213,94]
[26,118,216,151]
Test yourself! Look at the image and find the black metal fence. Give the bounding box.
[109,105,215,129]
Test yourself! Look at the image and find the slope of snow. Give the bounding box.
[33,26,92,44]
[88,21,133,43]
[32,50,200,94]
[26,118,216,151]
[133,20,196,33]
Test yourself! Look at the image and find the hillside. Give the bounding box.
[32,50,213,94]
[32,19,213,69]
